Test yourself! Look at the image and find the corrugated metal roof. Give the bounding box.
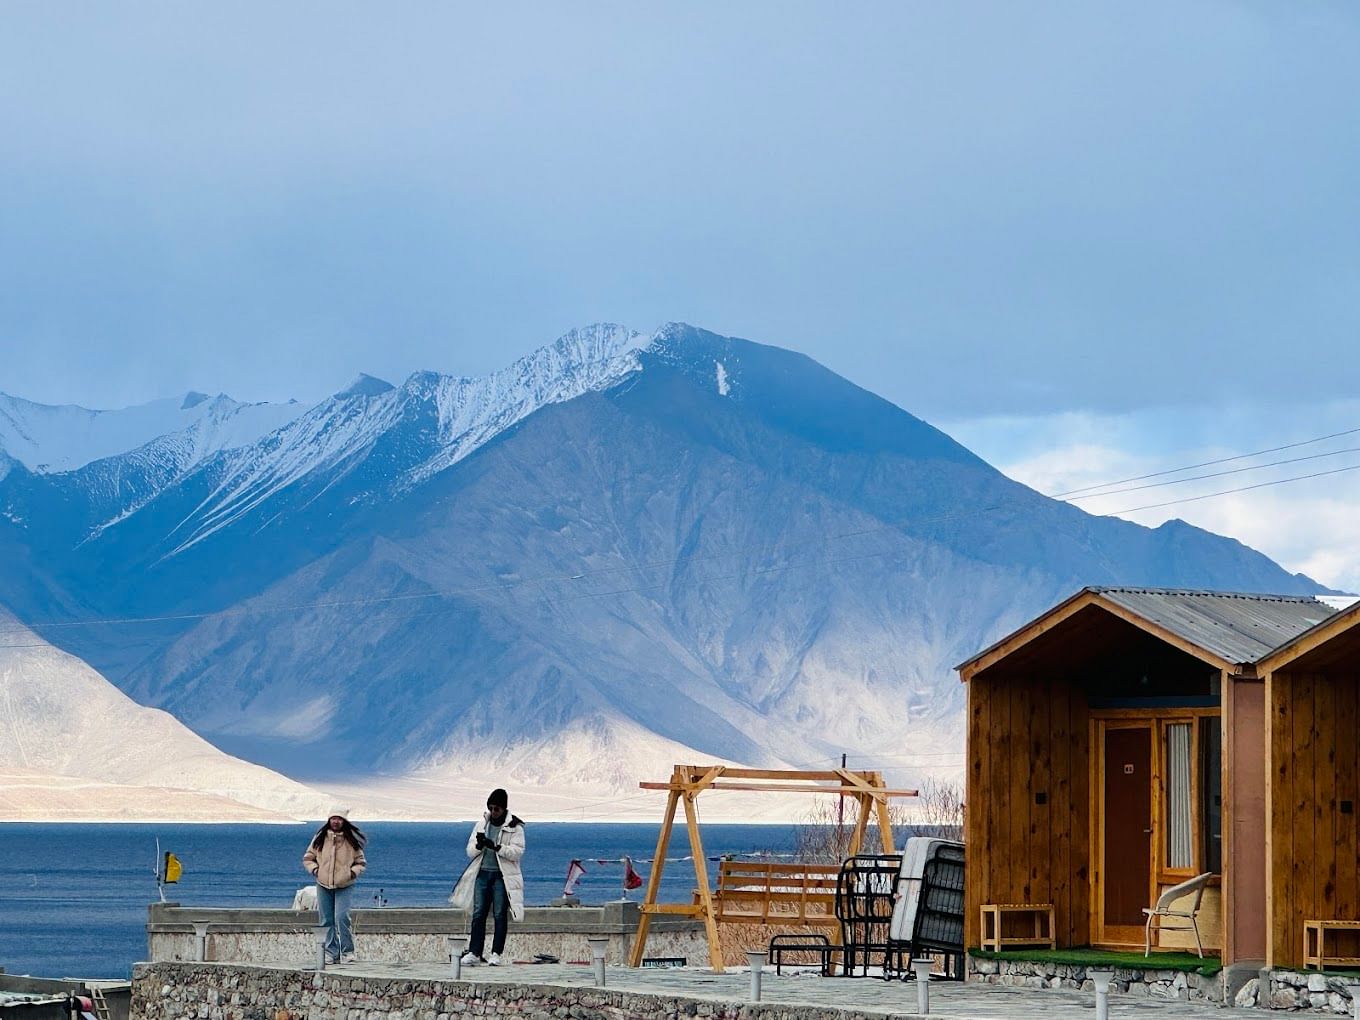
[1091,587,1337,666]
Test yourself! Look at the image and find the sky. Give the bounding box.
[1,3,1358,587]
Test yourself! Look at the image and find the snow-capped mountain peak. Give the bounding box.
[0,390,303,475]
[335,374,396,400]
[158,324,650,553]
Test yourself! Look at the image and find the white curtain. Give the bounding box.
[1166,723,1193,869]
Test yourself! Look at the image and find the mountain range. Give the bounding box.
[0,324,1329,819]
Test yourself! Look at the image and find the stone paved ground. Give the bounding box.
[308,959,1262,1018]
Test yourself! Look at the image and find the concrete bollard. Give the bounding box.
[192,922,210,963]
[448,936,468,979]
[912,958,933,1014]
[1348,982,1360,1020]
[1089,969,1114,1020]
[587,936,610,987]
[746,951,767,1002]
[311,924,329,972]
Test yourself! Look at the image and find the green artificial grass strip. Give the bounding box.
[970,946,1223,978]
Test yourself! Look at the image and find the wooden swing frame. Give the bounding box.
[628,764,918,971]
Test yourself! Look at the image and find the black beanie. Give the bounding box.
[487,788,508,810]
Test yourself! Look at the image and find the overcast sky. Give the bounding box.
[2,3,1358,587]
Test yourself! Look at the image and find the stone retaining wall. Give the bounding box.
[1232,970,1360,1013]
[130,963,894,1020]
[967,955,1224,1004]
[148,904,703,968]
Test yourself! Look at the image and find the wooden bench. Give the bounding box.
[979,903,1056,952]
[1304,920,1360,970]
[711,860,841,926]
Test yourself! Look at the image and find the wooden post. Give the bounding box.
[629,775,681,967]
[683,771,725,971]
[875,788,896,854]
[848,790,873,855]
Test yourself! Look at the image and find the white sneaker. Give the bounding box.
[340,952,356,964]
[487,952,502,966]
[460,951,481,966]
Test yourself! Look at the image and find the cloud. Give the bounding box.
[1,5,1358,415]
[945,401,1360,593]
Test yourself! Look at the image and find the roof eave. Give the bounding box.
[1256,599,1360,674]
[957,587,1237,683]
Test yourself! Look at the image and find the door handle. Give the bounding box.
[1143,828,1153,835]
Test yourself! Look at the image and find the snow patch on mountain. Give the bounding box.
[164,324,648,553]
[0,390,302,474]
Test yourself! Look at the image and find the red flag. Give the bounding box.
[623,855,645,890]
[563,859,587,896]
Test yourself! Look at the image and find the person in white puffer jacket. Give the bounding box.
[449,788,526,966]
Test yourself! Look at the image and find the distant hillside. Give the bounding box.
[0,324,1326,810]
[0,609,333,820]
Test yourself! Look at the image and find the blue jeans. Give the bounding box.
[317,884,354,960]
[468,870,508,957]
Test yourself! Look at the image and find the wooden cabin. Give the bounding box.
[958,586,1360,969]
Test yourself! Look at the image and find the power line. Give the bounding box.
[3,424,1355,645]
[1049,424,1360,498]
[1104,461,1360,516]
[1064,444,1360,501]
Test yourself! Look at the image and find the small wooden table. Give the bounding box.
[1304,920,1360,970]
[980,903,1056,952]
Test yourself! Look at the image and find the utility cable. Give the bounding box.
[2,426,1356,645]
[1104,461,1360,516]
[1050,424,1360,497]
[1064,444,1360,501]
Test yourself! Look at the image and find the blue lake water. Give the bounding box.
[0,822,799,979]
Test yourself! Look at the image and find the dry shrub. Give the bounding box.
[792,777,964,861]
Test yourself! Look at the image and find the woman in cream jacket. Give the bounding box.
[302,809,367,964]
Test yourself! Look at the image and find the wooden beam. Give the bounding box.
[629,779,680,967]
[639,904,705,917]
[682,788,724,972]
[848,791,873,856]
[875,783,896,854]
[692,767,882,782]
[684,764,726,796]
[639,781,917,796]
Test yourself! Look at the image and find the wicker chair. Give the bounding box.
[1143,872,1214,958]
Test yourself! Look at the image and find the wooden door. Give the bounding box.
[1098,724,1153,944]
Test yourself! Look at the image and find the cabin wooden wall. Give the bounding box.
[1267,668,1360,968]
[965,674,1090,948]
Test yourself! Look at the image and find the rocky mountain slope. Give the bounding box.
[0,324,1327,809]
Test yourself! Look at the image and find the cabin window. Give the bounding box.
[1200,716,1223,873]
[1153,712,1222,877]
[1165,722,1194,869]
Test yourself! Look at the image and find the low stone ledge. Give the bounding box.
[130,962,904,1020]
[966,954,1223,1004]
[147,905,706,968]
[1229,969,1360,1013]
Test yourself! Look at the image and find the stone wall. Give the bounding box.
[1232,970,1360,1013]
[967,955,1224,1004]
[130,963,892,1020]
[148,903,703,969]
